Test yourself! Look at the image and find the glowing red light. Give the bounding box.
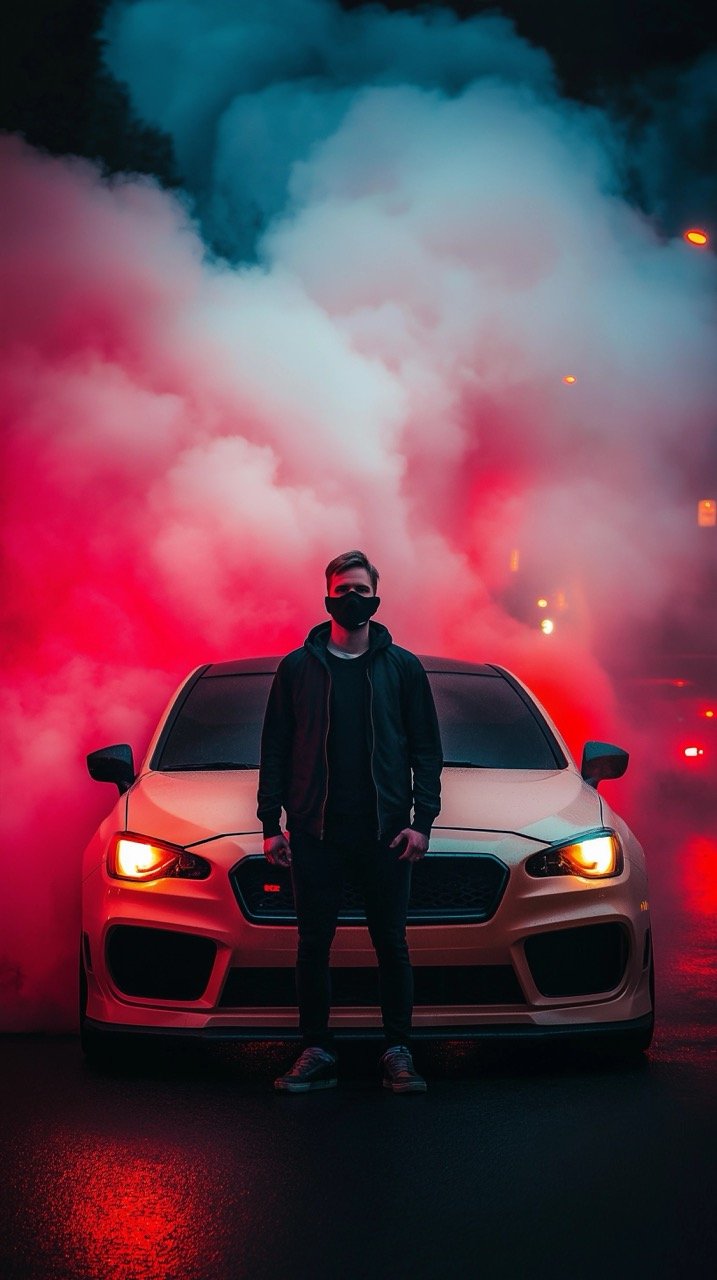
[263,883,281,892]
[562,375,577,385]
[684,228,709,247]
[704,710,715,719]
[683,746,704,758]
[51,1141,213,1279]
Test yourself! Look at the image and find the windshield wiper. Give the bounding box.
[161,762,256,771]
[443,761,487,768]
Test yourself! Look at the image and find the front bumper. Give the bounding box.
[81,833,652,1035]
[82,1012,654,1043]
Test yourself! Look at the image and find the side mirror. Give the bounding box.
[580,741,629,789]
[87,744,135,794]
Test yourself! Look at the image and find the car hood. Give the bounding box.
[127,765,601,848]
[127,770,263,847]
[435,767,602,843]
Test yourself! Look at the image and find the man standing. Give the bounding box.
[258,550,443,1093]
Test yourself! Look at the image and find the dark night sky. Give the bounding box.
[2,0,717,182]
[353,1,717,95]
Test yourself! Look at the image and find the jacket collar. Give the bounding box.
[304,619,392,663]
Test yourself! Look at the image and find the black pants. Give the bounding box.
[289,825,414,1052]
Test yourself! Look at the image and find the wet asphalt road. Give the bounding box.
[2,807,715,1280]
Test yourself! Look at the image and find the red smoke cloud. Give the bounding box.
[1,28,714,1031]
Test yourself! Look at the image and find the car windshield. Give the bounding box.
[157,675,273,771]
[427,673,562,769]
[155,670,563,771]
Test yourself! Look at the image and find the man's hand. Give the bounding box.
[263,833,292,866]
[390,828,429,861]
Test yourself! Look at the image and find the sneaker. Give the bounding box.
[380,1044,427,1093]
[274,1046,338,1092]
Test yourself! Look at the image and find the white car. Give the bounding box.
[80,657,654,1061]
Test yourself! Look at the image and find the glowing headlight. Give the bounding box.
[107,834,210,881]
[526,830,623,879]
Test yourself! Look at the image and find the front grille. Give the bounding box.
[524,923,629,997]
[218,964,525,1008]
[229,853,509,926]
[106,926,216,1000]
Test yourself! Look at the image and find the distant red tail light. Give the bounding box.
[263,883,281,892]
[683,746,704,758]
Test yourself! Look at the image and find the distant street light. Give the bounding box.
[684,228,709,247]
[697,499,716,527]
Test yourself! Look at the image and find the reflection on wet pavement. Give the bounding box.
[16,1132,227,1280]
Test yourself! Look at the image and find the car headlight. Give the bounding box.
[107,833,210,882]
[525,829,623,879]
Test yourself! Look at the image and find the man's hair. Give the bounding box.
[325,550,380,593]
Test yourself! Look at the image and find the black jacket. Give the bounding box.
[257,621,443,841]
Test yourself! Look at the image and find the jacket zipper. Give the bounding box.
[367,666,382,841]
[319,665,331,839]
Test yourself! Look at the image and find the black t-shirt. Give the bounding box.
[324,648,378,831]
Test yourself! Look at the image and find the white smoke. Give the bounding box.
[101,0,556,257]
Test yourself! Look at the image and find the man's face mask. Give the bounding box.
[325,591,380,631]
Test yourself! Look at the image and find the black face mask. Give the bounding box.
[325,592,380,631]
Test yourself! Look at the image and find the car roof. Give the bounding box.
[203,656,501,677]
